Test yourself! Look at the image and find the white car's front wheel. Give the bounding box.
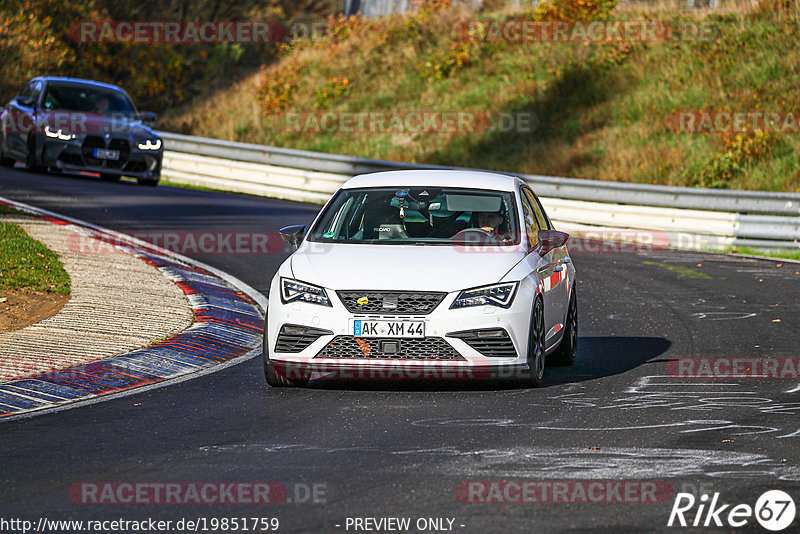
[525,296,546,387]
[264,360,309,388]
[263,329,310,388]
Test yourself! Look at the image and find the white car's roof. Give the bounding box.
[342,170,522,192]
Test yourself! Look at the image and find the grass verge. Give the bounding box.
[720,245,800,262]
[0,220,71,294]
[161,0,800,192]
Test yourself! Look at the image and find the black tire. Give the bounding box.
[24,136,45,173]
[0,135,15,167]
[262,328,309,387]
[137,177,158,187]
[264,361,310,388]
[100,173,120,182]
[550,286,577,366]
[524,296,546,387]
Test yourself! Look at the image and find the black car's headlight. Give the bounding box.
[137,139,161,150]
[280,278,332,307]
[450,282,519,309]
[44,126,76,140]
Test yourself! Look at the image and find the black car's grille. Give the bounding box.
[106,138,129,169]
[447,328,517,358]
[79,136,130,169]
[336,291,446,315]
[274,324,332,353]
[82,136,105,166]
[315,336,464,360]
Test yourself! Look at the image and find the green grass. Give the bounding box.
[162,0,800,192]
[718,245,800,261]
[0,205,23,215]
[642,260,714,279]
[0,221,71,294]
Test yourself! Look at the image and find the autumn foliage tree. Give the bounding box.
[0,0,337,113]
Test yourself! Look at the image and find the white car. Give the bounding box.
[264,170,577,387]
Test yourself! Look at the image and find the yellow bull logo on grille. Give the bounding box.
[357,296,369,306]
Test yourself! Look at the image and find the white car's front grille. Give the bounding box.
[315,336,465,360]
[336,291,446,315]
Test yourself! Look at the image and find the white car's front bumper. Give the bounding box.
[265,274,538,380]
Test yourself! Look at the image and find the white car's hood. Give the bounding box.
[290,242,526,292]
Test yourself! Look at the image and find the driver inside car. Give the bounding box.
[478,211,504,233]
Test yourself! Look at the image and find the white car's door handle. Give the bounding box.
[537,263,556,274]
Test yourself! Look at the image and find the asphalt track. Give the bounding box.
[1,167,799,533]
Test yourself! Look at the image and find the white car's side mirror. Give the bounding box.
[279,225,306,251]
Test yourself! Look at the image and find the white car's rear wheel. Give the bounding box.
[550,286,577,366]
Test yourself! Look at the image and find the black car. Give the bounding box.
[0,76,162,186]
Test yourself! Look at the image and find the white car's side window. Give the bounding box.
[524,187,550,230]
[520,190,540,248]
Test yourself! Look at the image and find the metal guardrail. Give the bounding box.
[159,132,800,216]
[158,131,800,250]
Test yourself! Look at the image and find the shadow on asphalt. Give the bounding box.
[278,336,672,392]
[544,335,672,387]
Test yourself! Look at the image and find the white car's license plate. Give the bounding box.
[93,148,120,160]
[352,319,425,338]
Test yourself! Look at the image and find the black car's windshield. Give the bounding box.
[308,187,520,245]
[41,83,137,118]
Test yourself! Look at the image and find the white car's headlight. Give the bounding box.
[450,282,519,309]
[137,139,161,150]
[281,278,332,307]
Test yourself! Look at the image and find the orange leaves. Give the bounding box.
[256,63,304,116]
[532,0,617,23]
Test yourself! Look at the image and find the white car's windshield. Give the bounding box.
[307,187,520,245]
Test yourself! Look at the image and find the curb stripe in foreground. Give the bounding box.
[0,198,264,420]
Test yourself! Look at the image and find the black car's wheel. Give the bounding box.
[24,137,45,173]
[137,177,159,187]
[0,135,15,167]
[100,173,120,182]
[550,286,577,366]
[524,296,546,387]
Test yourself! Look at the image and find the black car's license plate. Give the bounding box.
[93,148,120,160]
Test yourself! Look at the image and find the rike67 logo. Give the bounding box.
[668,490,796,531]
